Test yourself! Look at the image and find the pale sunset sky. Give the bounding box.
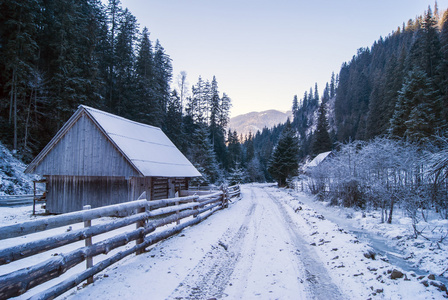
[116,0,448,117]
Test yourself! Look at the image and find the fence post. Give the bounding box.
[33,181,36,215]
[176,200,180,224]
[136,205,146,255]
[83,205,94,284]
[193,196,199,218]
[221,186,228,208]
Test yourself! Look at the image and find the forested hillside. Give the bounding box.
[291,5,448,218]
[282,5,448,160]
[0,0,236,184]
[1,1,447,187]
[0,0,174,159]
[336,6,448,143]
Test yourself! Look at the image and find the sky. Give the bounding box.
[117,0,448,118]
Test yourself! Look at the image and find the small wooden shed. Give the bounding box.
[25,105,201,214]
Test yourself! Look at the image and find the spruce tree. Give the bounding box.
[0,0,40,151]
[164,90,184,149]
[439,10,448,126]
[330,72,336,98]
[188,124,220,184]
[153,40,172,127]
[209,76,220,129]
[245,132,255,163]
[268,119,299,187]
[218,93,231,129]
[311,102,332,156]
[228,163,245,185]
[322,83,330,103]
[114,9,138,117]
[135,27,155,124]
[227,130,241,170]
[389,68,442,143]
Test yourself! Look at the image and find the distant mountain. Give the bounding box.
[229,110,292,137]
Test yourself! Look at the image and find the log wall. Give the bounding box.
[45,176,190,214]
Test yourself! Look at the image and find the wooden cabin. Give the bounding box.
[302,151,334,174]
[25,105,201,214]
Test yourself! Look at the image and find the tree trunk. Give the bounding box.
[9,68,15,124]
[13,80,18,151]
[387,195,395,224]
[24,88,34,150]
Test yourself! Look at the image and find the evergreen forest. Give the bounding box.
[1,1,448,189]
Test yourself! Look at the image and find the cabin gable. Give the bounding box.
[33,112,139,177]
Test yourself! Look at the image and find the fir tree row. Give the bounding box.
[0,0,173,160]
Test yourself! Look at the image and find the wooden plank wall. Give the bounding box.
[46,175,131,214]
[151,177,169,200]
[46,176,191,214]
[150,177,188,200]
[34,113,139,177]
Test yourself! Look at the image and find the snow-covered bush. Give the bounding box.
[426,136,448,219]
[307,137,448,222]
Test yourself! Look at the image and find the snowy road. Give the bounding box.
[62,185,445,299]
[169,185,344,299]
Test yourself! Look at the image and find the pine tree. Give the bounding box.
[268,119,299,187]
[152,39,172,127]
[439,10,448,126]
[407,7,441,78]
[114,8,138,117]
[188,124,220,184]
[0,0,40,151]
[104,0,123,112]
[219,93,231,129]
[176,71,188,113]
[322,83,330,103]
[40,0,99,124]
[311,102,332,156]
[245,132,255,163]
[209,76,220,129]
[330,72,336,98]
[228,163,245,185]
[389,68,442,143]
[246,156,266,183]
[134,27,155,124]
[227,130,241,170]
[187,76,206,124]
[164,90,184,149]
[292,95,299,115]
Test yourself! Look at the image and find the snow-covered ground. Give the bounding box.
[1,184,447,299]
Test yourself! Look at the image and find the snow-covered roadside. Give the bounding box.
[284,185,448,281]
[269,185,448,298]
[1,184,447,299]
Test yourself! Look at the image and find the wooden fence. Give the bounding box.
[0,185,240,300]
[0,194,41,206]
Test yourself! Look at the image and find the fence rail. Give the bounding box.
[0,185,240,300]
[0,194,44,206]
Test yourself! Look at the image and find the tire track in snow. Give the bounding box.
[265,188,347,300]
[168,192,257,299]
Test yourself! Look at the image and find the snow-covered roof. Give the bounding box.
[26,105,201,178]
[305,151,332,169]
